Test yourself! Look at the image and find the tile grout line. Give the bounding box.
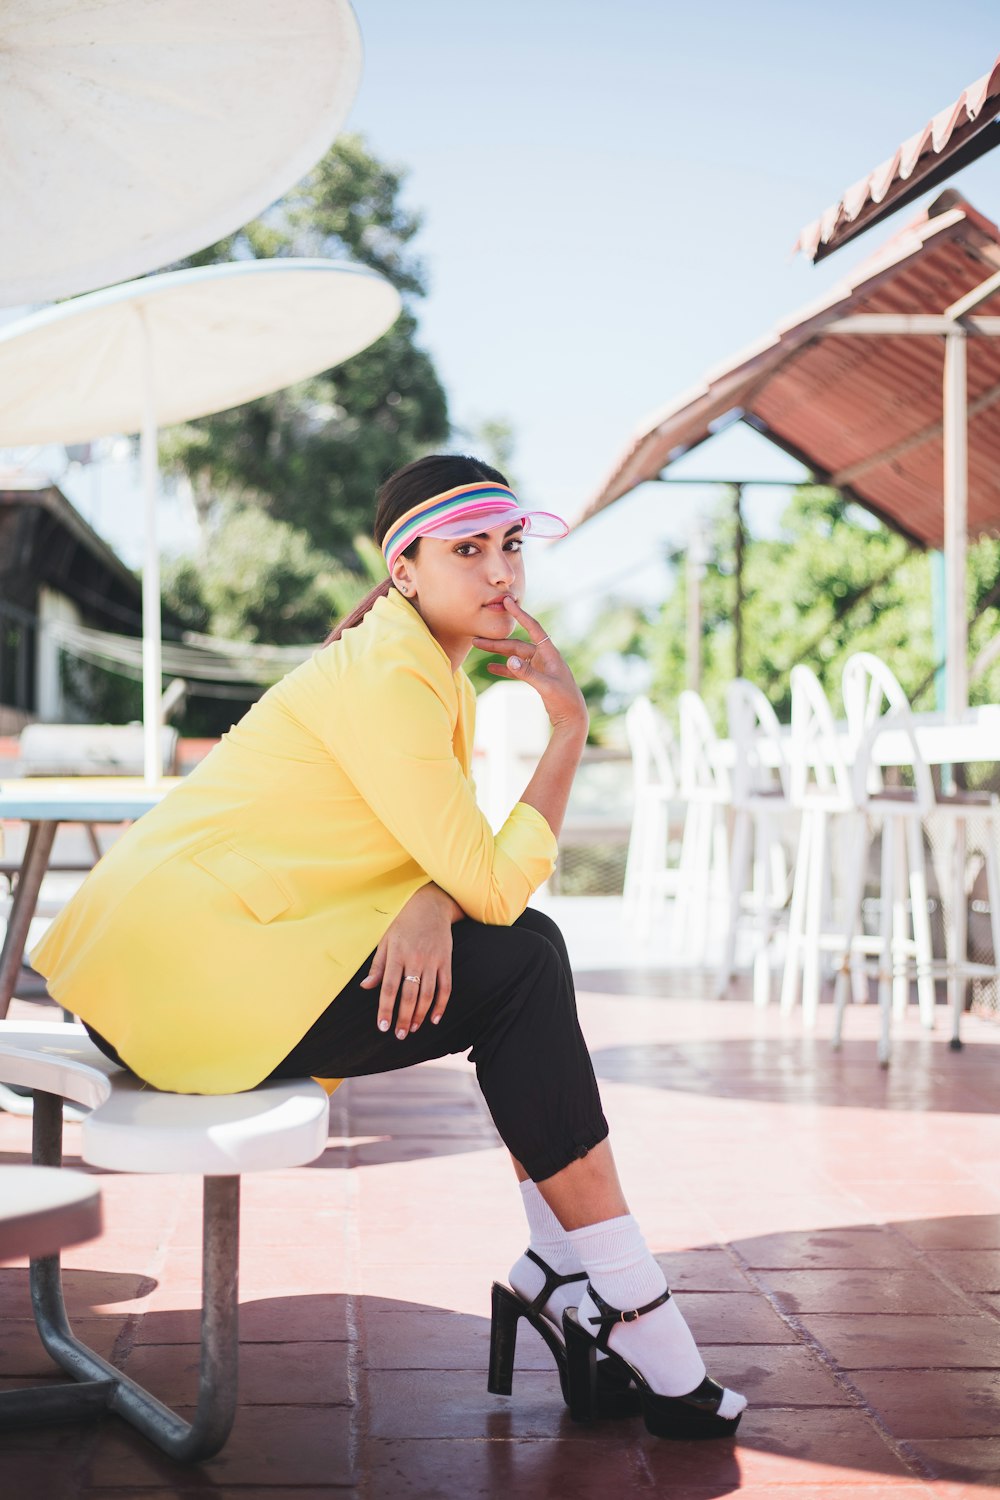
[340,1079,373,1499]
[729,1246,943,1485]
[878,1216,1000,1327]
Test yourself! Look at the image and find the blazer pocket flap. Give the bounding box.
[193,844,290,924]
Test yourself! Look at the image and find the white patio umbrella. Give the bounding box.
[1,0,362,305]
[0,259,401,780]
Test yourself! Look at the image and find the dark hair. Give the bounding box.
[323,453,510,645]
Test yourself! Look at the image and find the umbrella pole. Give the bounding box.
[943,327,968,722]
[138,308,163,784]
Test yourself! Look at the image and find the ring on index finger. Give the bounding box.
[534,634,551,647]
[403,974,420,984]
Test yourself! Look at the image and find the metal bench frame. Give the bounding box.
[1,1087,240,1461]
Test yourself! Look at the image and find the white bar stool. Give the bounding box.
[830,653,937,1064]
[671,690,730,964]
[945,805,1000,1048]
[832,652,1000,1062]
[622,696,681,939]
[780,664,861,1026]
[716,679,792,1006]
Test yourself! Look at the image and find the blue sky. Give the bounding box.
[345,1,1000,608]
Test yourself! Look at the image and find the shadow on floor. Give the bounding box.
[592,1034,1000,1111]
[3,1213,999,1493]
[306,1064,502,1170]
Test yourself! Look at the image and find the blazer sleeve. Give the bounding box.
[322,654,557,925]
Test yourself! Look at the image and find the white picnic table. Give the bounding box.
[0,777,179,1017]
[710,703,1000,772]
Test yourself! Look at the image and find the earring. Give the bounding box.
[398,583,409,595]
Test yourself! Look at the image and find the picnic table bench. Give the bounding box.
[0,1164,103,1262]
[0,1021,330,1461]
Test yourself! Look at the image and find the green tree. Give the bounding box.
[967,533,1000,706]
[644,485,946,727]
[160,133,449,589]
[162,513,385,648]
[452,416,519,489]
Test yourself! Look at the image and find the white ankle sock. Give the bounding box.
[508,1181,586,1333]
[568,1214,746,1420]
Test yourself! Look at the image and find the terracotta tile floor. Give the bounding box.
[3,922,1000,1497]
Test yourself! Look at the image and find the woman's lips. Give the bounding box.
[484,601,509,611]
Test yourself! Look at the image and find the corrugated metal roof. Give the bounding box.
[796,56,1000,262]
[580,193,1000,549]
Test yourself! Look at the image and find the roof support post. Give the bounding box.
[732,484,745,680]
[686,525,709,694]
[943,327,969,719]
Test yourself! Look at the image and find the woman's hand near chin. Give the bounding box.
[473,596,588,735]
[472,596,587,841]
[360,883,465,1039]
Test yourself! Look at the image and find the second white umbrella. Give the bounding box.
[0,259,401,779]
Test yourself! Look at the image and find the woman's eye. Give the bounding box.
[455,543,478,556]
[505,538,524,552]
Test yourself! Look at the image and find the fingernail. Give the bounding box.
[378,1019,389,1032]
[409,1024,419,1033]
[509,655,522,671]
[430,1015,441,1024]
[395,1028,407,1040]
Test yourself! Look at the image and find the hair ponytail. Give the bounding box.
[323,578,392,647]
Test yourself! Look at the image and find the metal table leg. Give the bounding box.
[0,1091,241,1462]
[0,819,58,1018]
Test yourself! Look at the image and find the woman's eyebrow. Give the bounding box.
[469,524,524,540]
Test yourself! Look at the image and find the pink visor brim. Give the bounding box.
[418,506,569,542]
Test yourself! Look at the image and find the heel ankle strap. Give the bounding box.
[523,1248,587,1317]
[584,1281,672,1353]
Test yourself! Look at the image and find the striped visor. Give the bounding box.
[381,482,569,575]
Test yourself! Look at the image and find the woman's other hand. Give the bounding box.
[473,596,588,735]
[360,883,463,1038]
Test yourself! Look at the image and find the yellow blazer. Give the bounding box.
[30,589,557,1094]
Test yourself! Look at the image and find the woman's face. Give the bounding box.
[392,522,526,663]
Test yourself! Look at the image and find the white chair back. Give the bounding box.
[473,680,551,832]
[788,664,852,807]
[725,679,788,805]
[625,696,677,801]
[678,690,729,802]
[841,652,935,815]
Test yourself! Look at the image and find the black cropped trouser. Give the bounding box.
[85,907,609,1183]
[268,906,609,1183]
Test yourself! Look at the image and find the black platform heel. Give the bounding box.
[563,1283,743,1440]
[488,1250,639,1417]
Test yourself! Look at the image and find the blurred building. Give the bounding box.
[0,473,146,731]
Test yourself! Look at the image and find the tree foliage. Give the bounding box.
[159,134,449,637]
[643,485,1000,730]
[163,515,384,647]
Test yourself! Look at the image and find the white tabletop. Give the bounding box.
[874,705,1000,766]
[0,777,180,823]
[715,704,1000,770]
